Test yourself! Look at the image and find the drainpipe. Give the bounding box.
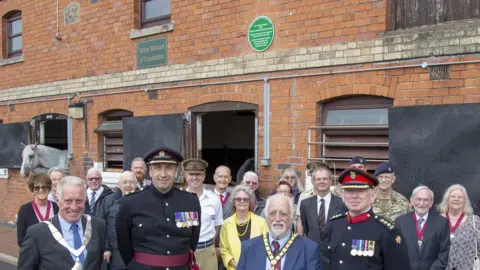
[67,96,73,160]
[261,76,271,167]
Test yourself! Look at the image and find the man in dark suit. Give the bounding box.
[300,166,345,244]
[237,193,321,270]
[18,176,107,270]
[395,185,450,270]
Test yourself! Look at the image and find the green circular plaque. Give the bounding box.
[248,16,275,52]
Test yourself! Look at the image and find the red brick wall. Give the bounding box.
[0,0,387,89]
[3,57,480,224]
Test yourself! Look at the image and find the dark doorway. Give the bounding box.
[42,120,68,150]
[201,110,256,184]
[32,114,68,151]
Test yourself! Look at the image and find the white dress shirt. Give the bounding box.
[317,192,332,221]
[265,232,291,270]
[195,189,224,242]
[415,212,429,229]
[87,186,103,205]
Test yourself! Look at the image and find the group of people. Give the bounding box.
[13,147,480,270]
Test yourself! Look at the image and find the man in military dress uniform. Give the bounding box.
[321,168,410,270]
[372,163,411,222]
[115,147,201,270]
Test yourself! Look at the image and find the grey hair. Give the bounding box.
[119,171,136,183]
[48,167,66,176]
[280,167,304,192]
[229,185,255,213]
[437,184,474,215]
[86,167,102,177]
[411,185,434,201]
[131,157,146,168]
[242,171,258,182]
[57,176,87,201]
[265,193,295,220]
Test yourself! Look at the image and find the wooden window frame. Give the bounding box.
[388,0,480,30]
[316,96,393,175]
[98,110,133,171]
[6,12,22,58]
[140,0,171,29]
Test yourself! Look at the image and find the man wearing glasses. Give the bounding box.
[299,166,345,244]
[84,168,112,217]
[223,171,265,218]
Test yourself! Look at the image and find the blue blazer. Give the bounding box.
[237,235,321,270]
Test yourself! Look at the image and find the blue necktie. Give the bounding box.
[89,192,96,214]
[71,224,85,264]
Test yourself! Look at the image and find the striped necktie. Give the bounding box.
[89,191,96,214]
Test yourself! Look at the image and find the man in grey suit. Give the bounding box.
[18,176,107,270]
[395,185,450,270]
[299,166,345,244]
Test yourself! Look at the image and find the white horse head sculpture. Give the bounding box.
[20,143,69,177]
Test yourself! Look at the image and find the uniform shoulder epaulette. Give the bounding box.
[177,187,197,196]
[329,212,347,221]
[373,215,395,231]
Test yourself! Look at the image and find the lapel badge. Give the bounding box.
[350,171,356,179]
[395,236,401,244]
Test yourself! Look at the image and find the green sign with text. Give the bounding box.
[137,37,167,69]
[248,16,275,52]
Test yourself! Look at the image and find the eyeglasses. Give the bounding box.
[87,177,102,182]
[234,197,250,203]
[283,175,296,180]
[33,186,49,192]
[243,181,258,186]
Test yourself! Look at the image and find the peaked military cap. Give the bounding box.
[182,158,208,172]
[338,167,378,189]
[349,156,367,165]
[374,162,394,176]
[143,147,184,165]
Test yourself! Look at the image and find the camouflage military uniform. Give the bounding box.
[372,190,411,222]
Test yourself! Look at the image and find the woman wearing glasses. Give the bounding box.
[220,185,268,270]
[16,173,59,246]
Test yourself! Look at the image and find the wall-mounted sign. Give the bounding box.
[248,16,275,52]
[137,37,168,69]
[0,168,8,179]
[64,2,80,26]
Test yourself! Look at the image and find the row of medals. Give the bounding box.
[176,218,199,228]
[350,240,375,257]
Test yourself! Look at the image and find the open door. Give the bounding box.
[122,113,188,183]
[389,103,480,213]
[0,122,31,168]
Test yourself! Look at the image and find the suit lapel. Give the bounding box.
[283,237,302,270]
[309,197,320,237]
[252,237,267,269]
[327,196,340,220]
[51,216,76,264]
[406,213,421,255]
[420,212,435,254]
[82,216,92,266]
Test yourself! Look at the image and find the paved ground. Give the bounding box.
[0,226,18,268]
[0,260,16,270]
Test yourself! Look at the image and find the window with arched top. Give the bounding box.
[311,96,393,177]
[94,110,133,170]
[3,10,22,58]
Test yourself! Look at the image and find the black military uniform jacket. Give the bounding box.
[321,209,411,270]
[115,185,201,270]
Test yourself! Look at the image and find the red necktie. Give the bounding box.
[272,241,281,270]
[219,194,224,205]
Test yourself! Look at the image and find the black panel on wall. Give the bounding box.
[389,103,480,214]
[0,122,30,168]
[122,114,183,171]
